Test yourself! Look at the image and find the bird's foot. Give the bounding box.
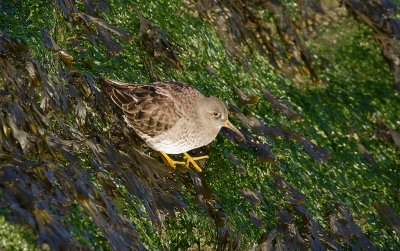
[160,152,208,172]
[183,152,209,172]
[160,151,186,169]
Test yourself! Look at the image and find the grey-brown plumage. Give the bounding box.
[103,80,190,137]
[99,77,244,171]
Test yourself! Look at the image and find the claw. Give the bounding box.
[160,151,208,172]
[160,151,185,168]
[183,152,209,172]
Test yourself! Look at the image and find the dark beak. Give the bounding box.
[224,120,245,141]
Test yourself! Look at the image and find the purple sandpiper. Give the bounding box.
[99,77,244,172]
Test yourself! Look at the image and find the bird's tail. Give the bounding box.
[97,77,137,107]
[98,77,127,92]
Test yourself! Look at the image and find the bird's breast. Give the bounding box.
[141,119,220,154]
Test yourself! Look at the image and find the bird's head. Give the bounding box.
[197,97,245,140]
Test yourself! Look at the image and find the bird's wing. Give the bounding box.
[100,78,183,136]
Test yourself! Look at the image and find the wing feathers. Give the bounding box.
[99,77,181,136]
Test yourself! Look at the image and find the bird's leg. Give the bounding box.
[183,152,209,172]
[160,151,186,169]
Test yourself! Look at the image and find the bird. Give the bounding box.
[99,77,245,172]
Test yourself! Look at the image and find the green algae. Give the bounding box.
[0,211,40,251]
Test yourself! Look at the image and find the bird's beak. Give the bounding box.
[224,120,245,141]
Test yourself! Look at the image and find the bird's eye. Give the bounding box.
[213,112,220,117]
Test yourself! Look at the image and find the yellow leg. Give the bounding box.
[160,151,186,169]
[183,152,209,172]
